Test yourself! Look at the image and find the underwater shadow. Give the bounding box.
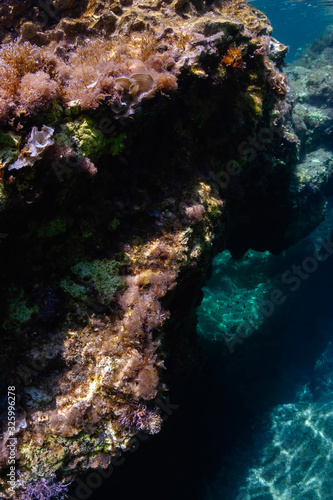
[84,209,333,500]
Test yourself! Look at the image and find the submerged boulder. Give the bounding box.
[0,1,330,498]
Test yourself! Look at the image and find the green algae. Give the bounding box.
[20,435,67,476]
[60,278,87,302]
[37,101,64,127]
[71,259,123,304]
[0,183,8,211]
[4,289,39,329]
[65,117,107,160]
[60,259,123,306]
[108,218,120,232]
[24,387,53,408]
[295,149,333,191]
[64,116,126,161]
[37,217,68,238]
[0,131,20,169]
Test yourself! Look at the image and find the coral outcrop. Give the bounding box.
[0,1,330,498]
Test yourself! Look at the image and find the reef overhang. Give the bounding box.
[0,0,330,498]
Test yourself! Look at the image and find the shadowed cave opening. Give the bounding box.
[80,202,333,500]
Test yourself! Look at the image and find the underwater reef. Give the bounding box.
[198,25,333,364]
[0,0,332,498]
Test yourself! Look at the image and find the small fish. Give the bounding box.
[295,47,303,58]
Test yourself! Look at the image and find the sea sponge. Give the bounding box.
[185,203,205,222]
[8,125,54,171]
[113,72,157,117]
[115,73,156,97]
[131,73,155,94]
[71,259,123,305]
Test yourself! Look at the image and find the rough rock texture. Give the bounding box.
[286,28,333,242]
[0,1,330,498]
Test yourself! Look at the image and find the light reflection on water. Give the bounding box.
[249,0,333,60]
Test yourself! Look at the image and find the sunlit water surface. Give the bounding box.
[250,0,333,60]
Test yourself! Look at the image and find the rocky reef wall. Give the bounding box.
[0,1,331,498]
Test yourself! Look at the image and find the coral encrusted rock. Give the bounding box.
[285,27,333,244]
[0,1,327,498]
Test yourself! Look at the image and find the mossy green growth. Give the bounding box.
[60,278,87,302]
[37,217,68,237]
[0,131,20,169]
[19,434,66,476]
[71,259,123,304]
[108,218,120,232]
[64,116,126,162]
[109,132,126,156]
[15,167,37,194]
[24,386,53,408]
[246,86,263,118]
[66,117,107,160]
[4,288,39,329]
[0,183,8,212]
[80,220,93,238]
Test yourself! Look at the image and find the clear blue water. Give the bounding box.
[198,201,333,499]
[250,0,333,60]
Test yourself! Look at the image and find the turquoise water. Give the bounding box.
[250,0,333,60]
[196,3,333,499]
[198,201,333,499]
